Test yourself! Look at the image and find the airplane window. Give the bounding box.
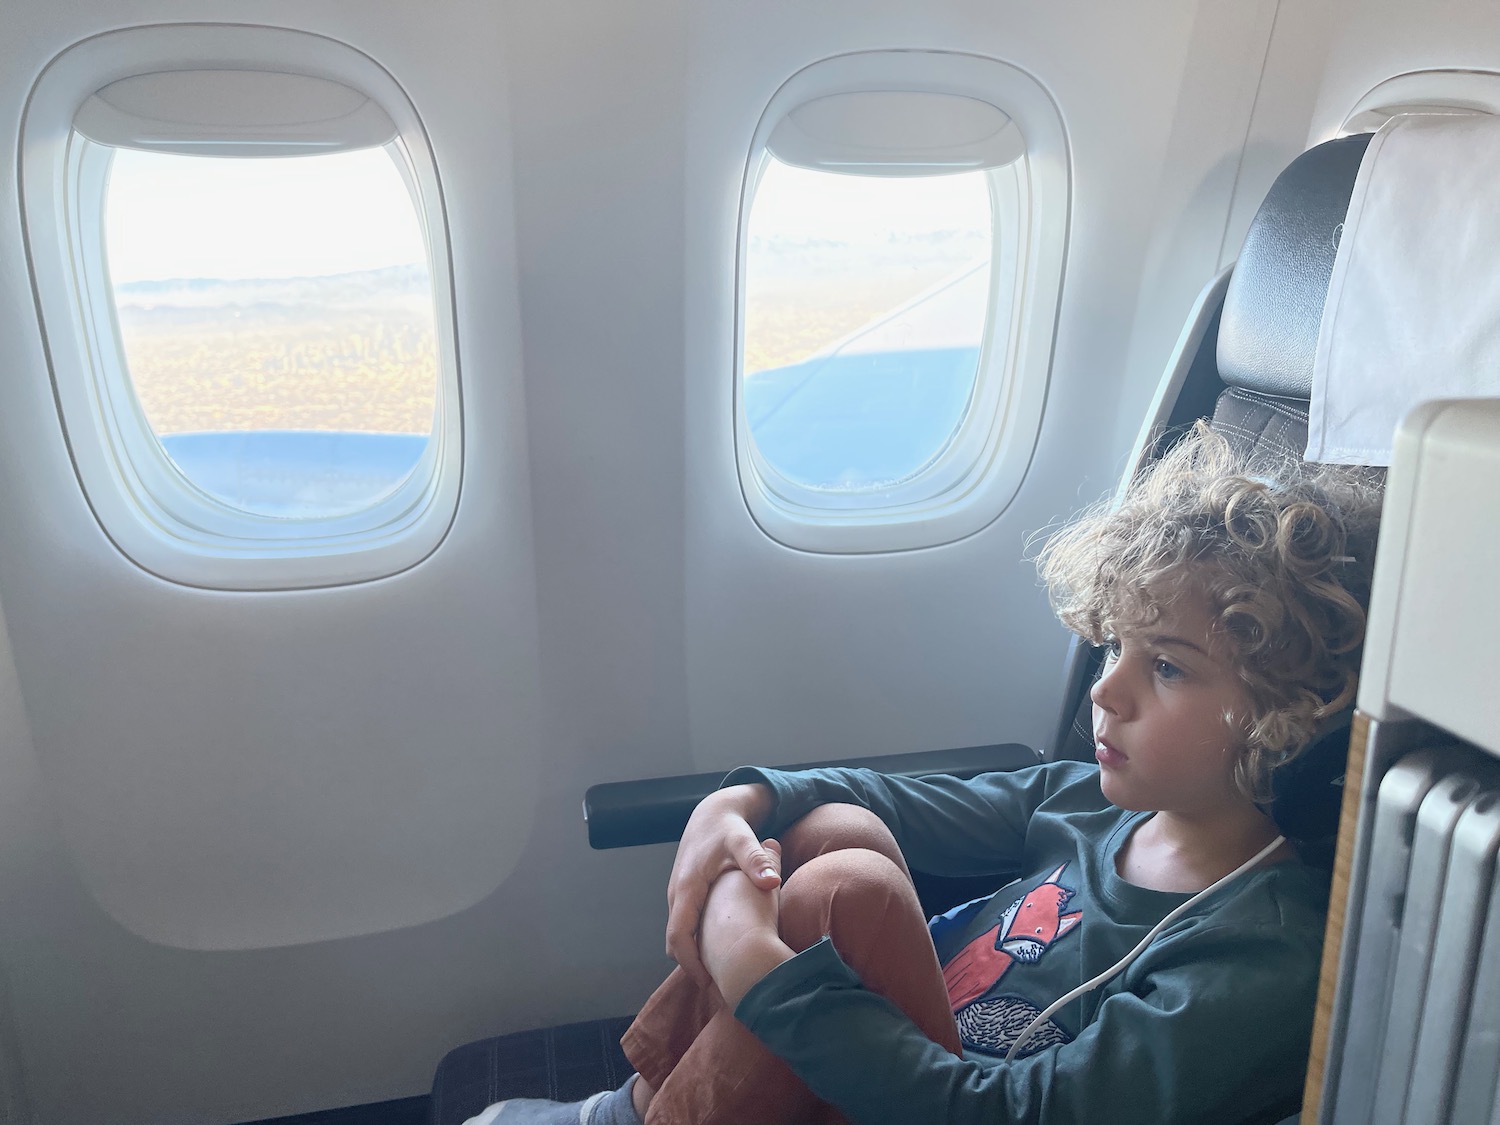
[104,146,438,520]
[20,27,464,590]
[733,54,1068,553]
[742,159,993,495]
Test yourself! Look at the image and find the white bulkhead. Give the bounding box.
[0,1,1492,1121]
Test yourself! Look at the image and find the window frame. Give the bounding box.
[733,51,1069,553]
[1340,69,1500,135]
[20,24,463,590]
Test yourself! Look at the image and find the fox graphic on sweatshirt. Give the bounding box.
[941,864,1083,1013]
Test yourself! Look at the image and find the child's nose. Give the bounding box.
[1090,659,1130,718]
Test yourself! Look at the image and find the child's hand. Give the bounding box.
[699,841,794,1008]
[666,784,781,985]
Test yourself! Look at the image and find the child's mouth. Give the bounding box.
[1094,736,1127,768]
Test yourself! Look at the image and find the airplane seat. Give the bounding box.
[428,134,1381,1125]
[1210,131,1376,462]
[1048,132,1380,876]
[1031,133,1381,1125]
[1052,129,1375,748]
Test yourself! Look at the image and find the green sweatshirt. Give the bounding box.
[724,760,1326,1125]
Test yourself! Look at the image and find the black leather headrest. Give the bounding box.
[1217,133,1373,398]
[1264,711,1352,854]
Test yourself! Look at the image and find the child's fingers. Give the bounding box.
[664,884,712,984]
[736,834,782,888]
[762,840,783,911]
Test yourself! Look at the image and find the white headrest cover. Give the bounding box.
[1307,113,1500,466]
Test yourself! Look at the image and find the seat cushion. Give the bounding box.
[1210,385,1311,460]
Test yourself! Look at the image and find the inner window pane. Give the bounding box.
[743,158,992,493]
[104,146,437,519]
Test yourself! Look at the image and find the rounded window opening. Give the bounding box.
[105,145,439,520]
[732,55,1069,553]
[22,27,465,589]
[743,159,994,496]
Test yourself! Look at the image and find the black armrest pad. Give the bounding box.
[583,742,1040,849]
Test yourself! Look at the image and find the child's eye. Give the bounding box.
[1101,637,1121,661]
[1154,657,1184,682]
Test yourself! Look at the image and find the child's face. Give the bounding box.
[1090,593,1255,817]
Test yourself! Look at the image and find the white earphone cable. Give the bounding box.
[1002,833,1287,1062]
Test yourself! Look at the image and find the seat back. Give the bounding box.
[1046,132,1381,859]
[1213,132,1374,458]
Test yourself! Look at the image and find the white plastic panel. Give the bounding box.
[6,3,1496,1125]
[767,90,1023,173]
[1359,398,1500,756]
[687,0,1287,773]
[1341,69,1500,134]
[733,50,1068,552]
[76,69,398,154]
[1,21,536,954]
[21,24,464,591]
[1304,0,1500,147]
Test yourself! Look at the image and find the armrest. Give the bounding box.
[583,742,1040,849]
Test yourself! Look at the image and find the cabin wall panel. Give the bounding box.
[1220,1,1343,267]
[504,0,694,789]
[681,0,1284,770]
[0,3,548,949]
[2,0,1481,1123]
[0,615,43,1125]
[1212,0,1500,442]
[1309,0,1500,138]
[1105,0,1280,457]
[1232,0,1500,262]
[0,2,649,1123]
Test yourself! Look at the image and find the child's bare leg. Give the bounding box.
[630,1076,654,1120]
[776,803,913,882]
[776,846,961,1057]
[623,805,959,1125]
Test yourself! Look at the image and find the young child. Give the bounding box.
[476,424,1383,1125]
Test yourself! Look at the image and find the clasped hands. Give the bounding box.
[664,783,796,1008]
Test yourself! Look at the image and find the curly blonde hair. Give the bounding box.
[1036,423,1384,803]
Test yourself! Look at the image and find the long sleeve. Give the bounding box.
[735,904,1320,1125]
[721,761,1094,878]
[720,760,1326,1125]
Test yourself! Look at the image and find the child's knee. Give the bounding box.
[779,849,917,950]
[778,804,909,878]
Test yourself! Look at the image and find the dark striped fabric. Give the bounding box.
[429,1016,636,1125]
[239,1095,429,1125]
